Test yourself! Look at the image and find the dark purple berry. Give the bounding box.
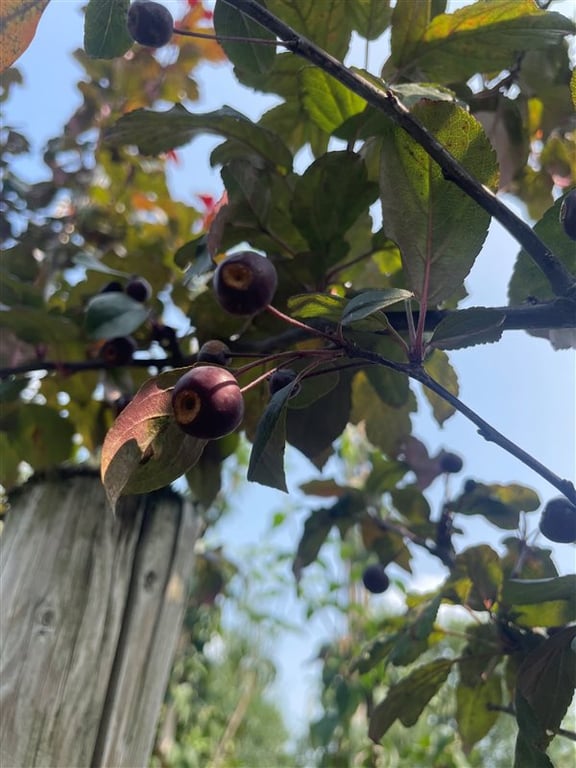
[539,498,576,543]
[439,452,464,474]
[99,336,136,366]
[213,251,278,316]
[126,276,152,303]
[172,365,244,440]
[362,564,390,594]
[127,1,174,48]
[197,340,231,366]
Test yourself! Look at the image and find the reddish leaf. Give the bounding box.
[101,369,207,509]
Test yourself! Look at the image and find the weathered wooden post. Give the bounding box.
[0,469,199,768]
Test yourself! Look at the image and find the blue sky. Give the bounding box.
[5,0,575,738]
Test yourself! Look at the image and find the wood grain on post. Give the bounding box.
[0,471,200,768]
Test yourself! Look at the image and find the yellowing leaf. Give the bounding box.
[0,0,50,73]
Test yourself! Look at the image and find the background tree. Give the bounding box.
[1,1,575,767]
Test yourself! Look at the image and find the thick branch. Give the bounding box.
[0,300,573,379]
[222,0,576,300]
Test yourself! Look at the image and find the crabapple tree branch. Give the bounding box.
[222,0,576,300]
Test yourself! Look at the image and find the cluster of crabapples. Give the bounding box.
[99,276,152,365]
[171,251,291,440]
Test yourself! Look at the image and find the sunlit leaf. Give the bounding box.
[451,482,539,530]
[300,67,366,133]
[101,370,207,509]
[456,673,502,753]
[84,0,132,59]
[390,0,575,83]
[422,349,459,425]
[378,101,498,305]
[0,0,50,73]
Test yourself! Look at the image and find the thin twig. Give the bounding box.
[346,344,576,505]
[486,704,576,743]
[222,0,576,301]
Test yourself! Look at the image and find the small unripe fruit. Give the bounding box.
[362,564,390,594]
[126,276,152,303]
[268,368,301,397]
[127,1,174,48]
[197,340,231,366]
[439,452,463,474]
[539,497,576,543]
[172,365,244,440]
[213,251,278,316]
[559,189,576,241]
[99,336,136,366]
[100,280,123,294]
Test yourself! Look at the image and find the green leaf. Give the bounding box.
[288,292,347,324]
[341,288,413,325]
[247,379,300,492]
[503,574,576,606]
[351,371,415,457]
[292,507,333,581]
[509,192,576,304]
[514,691,555,768]
[390,0,576,83]
[391,82,457,108]
[291,151,379,276]
[7,405,74,476]
[516,627,576,758]
[105,104,293,170]
[100,369,207,509]
[388,594,442,666]
[0,307,80,346]
[450,545,503,611]
[429,308,506,350]
[456,673,502,753]
[452,482,539,530]
[378,101,498,305]
[174,235,212,276]
[213,0,276,76]
[349,0,391,41]
[388,0,432,75]
[266,0,353,59]
[84,0,132,59]
[84,292,148,340]
[299,68,366,133]
[423,349,459,425]
[368,658,453,742]
[286,371,353,469]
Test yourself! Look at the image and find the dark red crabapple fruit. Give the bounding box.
[439,452,464,474]
[539,497,576,543]
[213,251,278,315]
[125,276,152,303]
[362,564,390,594]
[197,340,232,366]
[268,368,301,397]
[560,188,576,241]
[172,365,244,440]
[127,1,174,48]
[99,336,136,366]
